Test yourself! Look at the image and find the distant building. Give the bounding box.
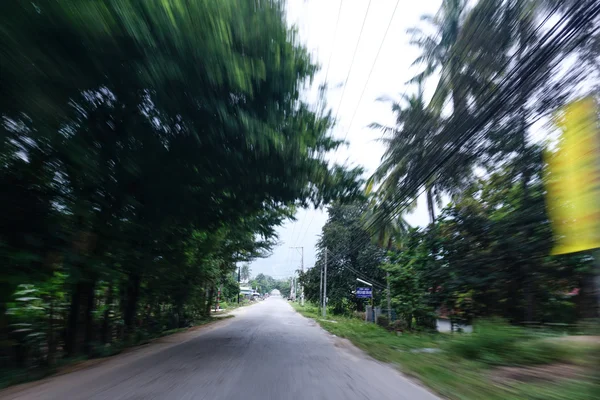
[239,286,253,297]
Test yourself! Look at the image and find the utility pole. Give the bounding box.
[322,247,327,318]
[386,272,392,321]
[290,247,304,305]
[319,262,323,313]
[237,265,241,304]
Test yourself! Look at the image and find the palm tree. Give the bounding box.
[368,0,485,225]
[410,0,517,122]
[370,83,470,223]
[240,264,251,282]
[372,0,507,223]
[362,196,411,252]
[408,0,469,115]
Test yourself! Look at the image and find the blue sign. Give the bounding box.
[356,287,372,298]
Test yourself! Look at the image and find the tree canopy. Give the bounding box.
[314,0,599,329]
[0,0,361,371]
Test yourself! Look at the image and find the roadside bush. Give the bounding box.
[89,341,123,358]
[391,319,408,332]
[376,315,390,329]
[352,311,366,320]
[508,340,569,365]
[444,319,568,366]
[446,319,523,358]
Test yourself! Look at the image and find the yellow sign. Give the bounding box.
[545,96,600,255]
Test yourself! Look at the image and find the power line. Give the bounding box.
[322,0,516,285]
[340,0,401,142]
[331,0,373,127]
[301,0,452,284]
[298,1,595,292]
[294,2,345,254]
[323,0,344,84]
[296,0,393,256]
[323,0,598,285]
[360,0,591,238]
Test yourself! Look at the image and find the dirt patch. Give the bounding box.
[333,337,355,350]
[490,363,589,385]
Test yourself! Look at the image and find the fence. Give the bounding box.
[365,306,397,323]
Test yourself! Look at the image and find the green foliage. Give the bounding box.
[5,273,67,367]
[376,155,595,329]
[251,273,279,295]
[274,278,292,298]
[221,273,241,302]
[300,200,386,315]
[364,0,599,327]
[0,0,361,377]
[376,315,390,329]
[444,319,558,365]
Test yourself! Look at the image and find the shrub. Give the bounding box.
[391,319,408,332]
[508,340,569,365]
[443,319,562,366]
[377,315,390,329]
[352,311,366,320]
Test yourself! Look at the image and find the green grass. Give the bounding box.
[292,302,599,400]
[218,299,253,311]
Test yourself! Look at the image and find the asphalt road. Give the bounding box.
[1,297,439,400]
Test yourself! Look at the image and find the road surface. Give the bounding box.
[1,297,439,400]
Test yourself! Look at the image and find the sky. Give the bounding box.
[249,0,442,279]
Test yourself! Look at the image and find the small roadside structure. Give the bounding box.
[239,286,253,298]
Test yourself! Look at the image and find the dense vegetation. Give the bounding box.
[0,0,361,378]
[300,0,600,328]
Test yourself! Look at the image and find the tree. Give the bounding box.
[408,0,470,115]
[370,0,598,328]
[0,0,362,371]
[241,265,252,283]
[383,151,596,328]
[370,84,471,223]
[362,197,411,252]
[301,200,386,314]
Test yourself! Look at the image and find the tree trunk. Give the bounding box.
[205,287,215,317]
[102,281,114,344]
[578,266,600,319]
[65,280,96,356]
[124,272,141,339]
[118,282,127,340]
[519,148,535,322]
[65,282,82,356]
[83,281,96,355]
[47,299,56,366]
[386,272,392,321]
[426,187,436,224]
[199,284,207,317]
